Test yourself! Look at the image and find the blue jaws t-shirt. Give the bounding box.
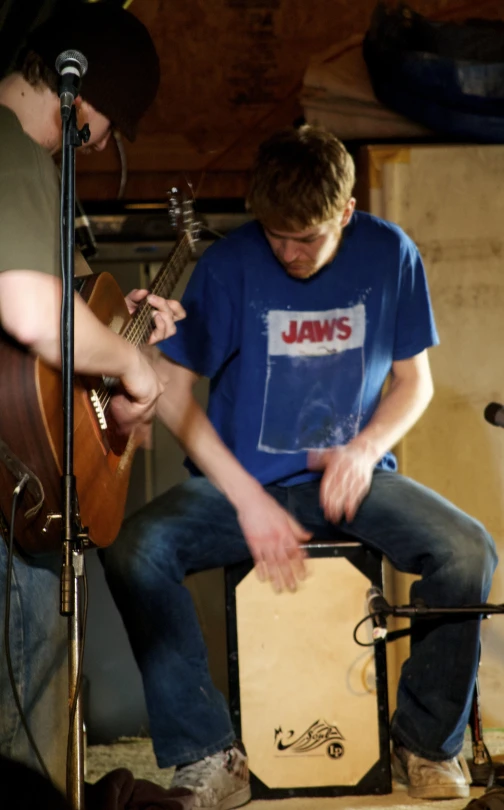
[159,212,439,487]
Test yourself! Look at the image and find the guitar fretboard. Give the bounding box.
[123,232,193,348]
[98,231,194,412]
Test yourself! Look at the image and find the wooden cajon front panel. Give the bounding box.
[227,544,391,798]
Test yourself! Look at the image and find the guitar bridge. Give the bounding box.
[90,389,107,430]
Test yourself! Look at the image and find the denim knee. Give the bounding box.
[422,517,498,603]
[100,511,181,595]
[457,519,497,588]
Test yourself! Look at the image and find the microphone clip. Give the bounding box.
[366,586,391,641]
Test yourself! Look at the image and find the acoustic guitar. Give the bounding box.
[0,199,197,555]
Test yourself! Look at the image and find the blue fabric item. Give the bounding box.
[100,473,497,766]
[363,2,504,141]
[397,53,504,114]
[367,75,504,143]
[158,213,439,487]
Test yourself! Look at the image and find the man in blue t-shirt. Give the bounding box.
[102,126,497,808]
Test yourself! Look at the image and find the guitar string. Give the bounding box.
[124,233,192,346]
[96,233,192,414]
[99,236,190,411]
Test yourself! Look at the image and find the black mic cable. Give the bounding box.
[55,50,88,121]
[3,476,52,782]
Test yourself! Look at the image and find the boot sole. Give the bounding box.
[392,751,470,800]
[200,784,252,810]
[408,784,470,800]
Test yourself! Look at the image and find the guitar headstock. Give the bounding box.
[167,188,200,254]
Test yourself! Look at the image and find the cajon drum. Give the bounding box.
[225,540,391,799]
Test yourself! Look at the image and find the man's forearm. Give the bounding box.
[46,293,140,377]
[351,365,433,464]
[0,270,139,378]
[155,370,263,511]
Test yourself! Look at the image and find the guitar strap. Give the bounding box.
[0,436,45,521]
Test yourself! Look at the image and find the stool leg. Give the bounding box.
[467,657,492,786]
[469,679,487,765]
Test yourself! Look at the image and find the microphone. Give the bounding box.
[55,50,88,120]
[366,586,389,640]
[484,402,504,428]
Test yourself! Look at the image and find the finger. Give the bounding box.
[146,293,171,311]
[286,543,307,581]
[128,288,148,302]
[321,471,348,523]
[148,312,177,344]
[269,562,284,593]
[110,394,154,431]
[275,539,306,591]
[344,485,362,522]
[277,553,298,592]
[147,296,186,322]
[262,548,284,593]
[125,289,148,315]
[286,514,312,545]
[255,560,268,582]
[345,480,369,523]
[320,476,335,519]
[324,492,345,524]
[166,300,186,321]
[345,501,357,523]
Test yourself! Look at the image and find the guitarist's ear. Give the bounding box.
[76,98,113,151]
[74,95,85,118]
[74,96,87,132]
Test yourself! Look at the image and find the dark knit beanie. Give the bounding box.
[25,3,160,141]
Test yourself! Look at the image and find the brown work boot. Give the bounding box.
[392,744,471,799]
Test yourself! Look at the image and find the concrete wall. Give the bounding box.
[361,143,504,727]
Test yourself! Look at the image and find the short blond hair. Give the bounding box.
[247,125,355,231]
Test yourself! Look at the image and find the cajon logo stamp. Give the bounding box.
[274,719,345,758]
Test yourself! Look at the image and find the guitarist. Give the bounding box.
[0,4,184,790]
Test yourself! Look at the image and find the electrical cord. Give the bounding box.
[3,475,52,783]
[353,612,379,647]
[65,552,88,794]
[113,129,127,199]
[354,602,504,647]
[3,478,89,790]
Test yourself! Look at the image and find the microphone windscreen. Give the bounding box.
[55,50,88,77]
[484,402,504,426]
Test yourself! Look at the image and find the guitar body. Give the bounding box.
[0,212,195,555]
[0,272,136,554]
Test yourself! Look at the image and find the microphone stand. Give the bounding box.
[369,595,504,787]
[59,103,90,810]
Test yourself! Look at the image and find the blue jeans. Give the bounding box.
[100,470,497,768]
[0,542,68,790]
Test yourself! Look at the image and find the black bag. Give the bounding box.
[465,788,504,810]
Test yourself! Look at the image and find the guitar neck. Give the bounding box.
[122,231,193,347]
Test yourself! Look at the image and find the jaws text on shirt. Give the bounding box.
[267,305,366,357]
